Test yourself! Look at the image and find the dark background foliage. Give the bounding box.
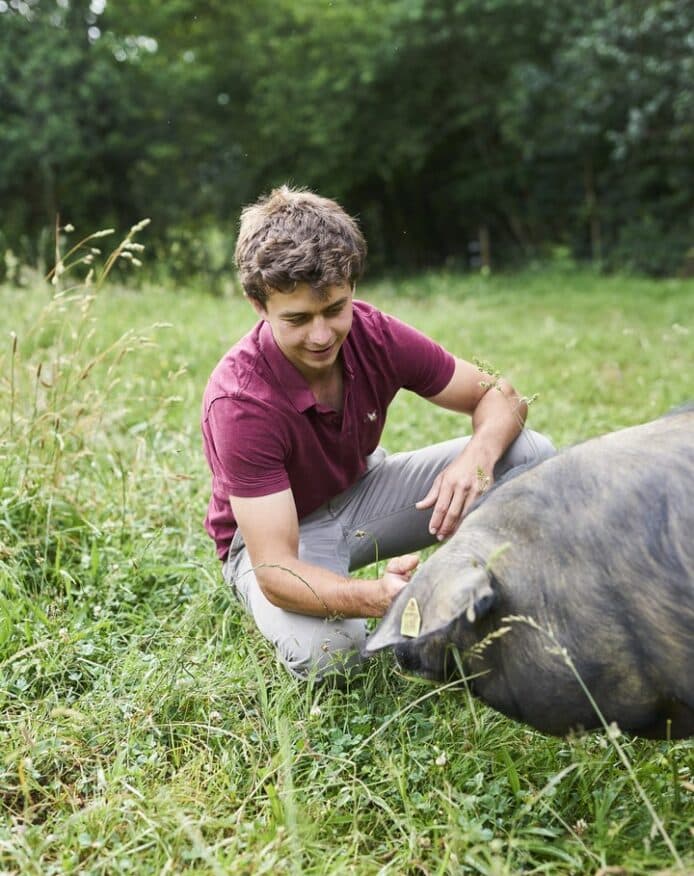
[1,0,692,280]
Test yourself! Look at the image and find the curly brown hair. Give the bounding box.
[235,186,367,307]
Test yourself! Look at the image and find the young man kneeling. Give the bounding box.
[201,186,554,681]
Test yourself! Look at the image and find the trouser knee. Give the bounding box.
[497,428,555,476]
[524,429,556,463]
[279,619,367,682]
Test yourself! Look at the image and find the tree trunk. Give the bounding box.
[583,157,602,264]
[479,225,491,270]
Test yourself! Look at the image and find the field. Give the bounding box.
[1,245,693,874]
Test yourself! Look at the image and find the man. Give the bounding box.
[202,186,554,681]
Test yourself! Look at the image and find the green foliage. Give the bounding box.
[0,2,143,253]
[1,251,692,873]
[1,0,692,277]
[499,0,694,272]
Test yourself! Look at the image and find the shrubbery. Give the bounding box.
[1,0,692,280]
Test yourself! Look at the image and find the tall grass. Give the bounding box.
[1,243,692,874]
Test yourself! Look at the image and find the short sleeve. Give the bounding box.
[205,396,291,498]
[376,311,456,397]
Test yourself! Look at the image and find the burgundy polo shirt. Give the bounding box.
[201,299,456,559]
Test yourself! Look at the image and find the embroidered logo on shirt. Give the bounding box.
[365,410,378,422]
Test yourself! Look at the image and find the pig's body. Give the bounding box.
[365,409,694,738]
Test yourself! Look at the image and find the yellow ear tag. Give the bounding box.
[400,598,421,638]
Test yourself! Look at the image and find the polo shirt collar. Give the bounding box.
[341,335,356,381]
[258,319,355,414]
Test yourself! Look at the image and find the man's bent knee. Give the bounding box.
[278,618,367,682]
[524,429,555,463]
[500,428,555,471]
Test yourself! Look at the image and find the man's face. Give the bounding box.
[252,281,354,382]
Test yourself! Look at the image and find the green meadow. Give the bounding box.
[1,247,693,874]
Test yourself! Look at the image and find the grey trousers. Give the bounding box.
[223,429,555,681]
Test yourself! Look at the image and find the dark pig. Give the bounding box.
[365,408,694,738]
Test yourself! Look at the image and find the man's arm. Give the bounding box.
[230,489,418,618]
[416,357,528,539]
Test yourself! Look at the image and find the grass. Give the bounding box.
[1,243,693,875]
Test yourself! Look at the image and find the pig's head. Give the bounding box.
[364,538,500,681]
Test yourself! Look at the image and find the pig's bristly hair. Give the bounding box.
[376,408,694,738]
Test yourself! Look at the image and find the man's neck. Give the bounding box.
[308,361,344,412]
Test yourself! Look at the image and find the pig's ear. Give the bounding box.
[417,563,497,633]
[460,572,496,625]
[364,565,497,655]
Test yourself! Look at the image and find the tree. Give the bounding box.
[499,0,694,272]
[1,0,691,276]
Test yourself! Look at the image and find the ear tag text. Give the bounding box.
[400,598,421,638]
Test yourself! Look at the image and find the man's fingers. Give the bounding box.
[436,489,467,540]
[415,475,441,510]
[427,482,454,535]
[418,469,489,539]
[385,553,420,577]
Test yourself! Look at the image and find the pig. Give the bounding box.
[364,407,694,738]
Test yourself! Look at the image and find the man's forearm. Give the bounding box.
[470,378,527,463]
[252,556,386,618]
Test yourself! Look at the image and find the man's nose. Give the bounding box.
[308,317,332,345]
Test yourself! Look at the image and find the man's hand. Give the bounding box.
[374,553,420,616]
[231,489,422,617]
[417,356,527,542]
[415,449,494,541]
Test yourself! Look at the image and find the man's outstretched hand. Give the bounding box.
[374,553,420,616]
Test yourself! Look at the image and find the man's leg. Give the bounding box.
[223,513,367,682]
[223,427,554,680]
[333,428,555,569]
